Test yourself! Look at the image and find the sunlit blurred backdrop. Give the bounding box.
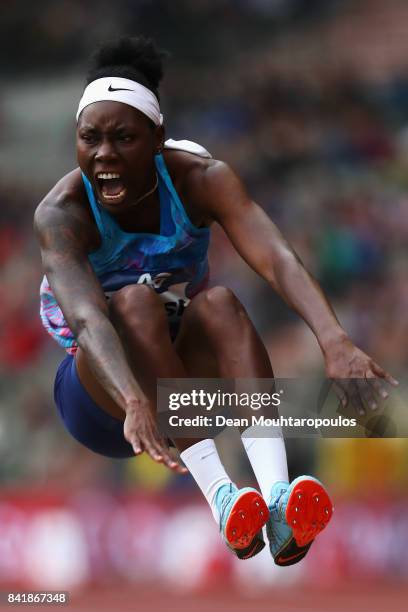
[1,1,408,610]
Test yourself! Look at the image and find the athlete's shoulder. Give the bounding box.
[163,142,231,225]
[163,139,229,189]
[34,168,98,250]
[163,145,215,177]
[34,168,90,230]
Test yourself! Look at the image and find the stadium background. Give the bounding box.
[1,0,408,610]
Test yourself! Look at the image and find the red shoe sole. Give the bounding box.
[224,491,270,550]
[285,479,333,547]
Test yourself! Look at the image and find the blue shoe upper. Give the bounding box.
[215,483,267,559]
[267,476,325,558]
[215,483,238,533]
[266,480,292,556]
[215,483,262,539]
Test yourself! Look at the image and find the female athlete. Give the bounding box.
[34,37,398,565]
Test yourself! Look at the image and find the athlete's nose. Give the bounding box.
[95,139,118,162]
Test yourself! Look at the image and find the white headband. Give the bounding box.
[76,77,163,125]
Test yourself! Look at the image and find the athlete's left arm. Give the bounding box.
[188,160,398,410]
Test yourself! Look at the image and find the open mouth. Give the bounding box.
[96,172,127,203]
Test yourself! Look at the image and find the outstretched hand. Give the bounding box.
[324,336,399,415]
[124,401,187,473]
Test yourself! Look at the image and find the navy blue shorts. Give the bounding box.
[54,354,135,458]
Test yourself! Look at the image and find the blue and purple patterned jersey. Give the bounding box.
[40,143,211,353]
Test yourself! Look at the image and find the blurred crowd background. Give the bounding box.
[1,0,408,605]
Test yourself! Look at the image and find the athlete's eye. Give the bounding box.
[117,134,134,143]
[79,132,98,144]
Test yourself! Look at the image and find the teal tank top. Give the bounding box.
[40,152,210,351]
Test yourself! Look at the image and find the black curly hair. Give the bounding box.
[86,36,167,101]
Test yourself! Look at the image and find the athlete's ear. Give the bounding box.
[155,124,165,153]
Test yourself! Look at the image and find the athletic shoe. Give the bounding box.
[266,476,333,567]
[215,483,270,560]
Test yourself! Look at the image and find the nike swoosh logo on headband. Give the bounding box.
[108,85,134,92]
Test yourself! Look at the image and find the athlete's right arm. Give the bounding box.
[34,195,183,472]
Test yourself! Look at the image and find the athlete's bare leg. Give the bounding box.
[174,287,288,510]
[75,284,187,423]
[75,285,275,451]
[174,286,273,379]
[75,283,281,550]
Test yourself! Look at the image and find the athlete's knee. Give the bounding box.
[193,286,248,326]
[110,284,158,313]
[109,284,165,331]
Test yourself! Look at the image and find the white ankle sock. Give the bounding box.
[180,439,232,522]
[241,426,289,502]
